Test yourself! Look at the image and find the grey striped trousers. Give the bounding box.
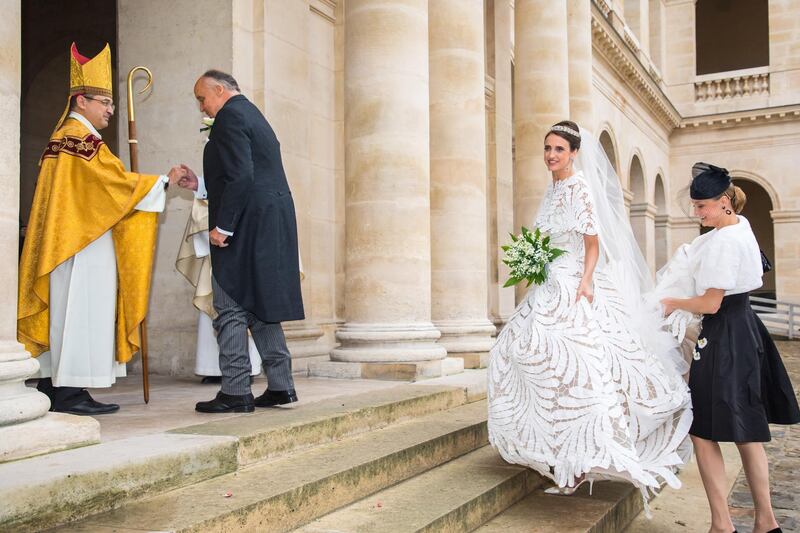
[211,276,294,396]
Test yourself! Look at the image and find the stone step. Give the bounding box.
[295,445,546,533]
[2,384,470,532]
[171,383,469,465]
[477,480,644,533]
[54,400,489,532]
[0,433,238,532]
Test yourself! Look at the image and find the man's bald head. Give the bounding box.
[194,69,240,118]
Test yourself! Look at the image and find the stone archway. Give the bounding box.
[734,178,775,298]
[20,1,119,232]
[628,154,655,272]
[599,129,619,175]
[653,173,669,270]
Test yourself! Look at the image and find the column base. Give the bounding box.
[0,344,51,425]
[454,352,489,369]
[308,357,464,381]
[331,322,448,363]
[0,412,100,463]
[284,321,329,374]
[435,320,496,369]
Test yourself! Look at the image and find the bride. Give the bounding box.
[488,121,693,503]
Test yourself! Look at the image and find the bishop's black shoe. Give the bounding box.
[254,389,298,408]
[195,391,255,413]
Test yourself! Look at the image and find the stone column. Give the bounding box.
[0,2,98,463]
[323,0,447,380]
[772,210,800,302]
[487,0,516,328]
[428,0,495,369]
[514,0,571,301]
[630,202,657,274]
[567,0,594,128]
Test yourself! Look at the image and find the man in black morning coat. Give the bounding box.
[179,69,304,413]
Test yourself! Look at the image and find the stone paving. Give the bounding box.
[730,340,800,533]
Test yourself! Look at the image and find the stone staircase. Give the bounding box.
[1,380,643,532]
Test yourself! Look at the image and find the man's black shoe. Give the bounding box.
[195,391,255,413]
[254,389,298,408]
[55,398,120,415]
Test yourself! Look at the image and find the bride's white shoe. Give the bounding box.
[543,478,594,496]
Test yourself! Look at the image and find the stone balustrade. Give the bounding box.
[695,69,770,101]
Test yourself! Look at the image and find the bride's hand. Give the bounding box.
[576,278,594,303]
[661,298,677,316]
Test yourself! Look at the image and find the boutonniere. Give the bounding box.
[200,116,214,132]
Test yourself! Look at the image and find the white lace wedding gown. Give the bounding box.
[488,172,693,496]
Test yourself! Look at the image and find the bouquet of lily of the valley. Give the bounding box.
[501,227,566,287]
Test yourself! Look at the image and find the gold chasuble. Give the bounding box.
[18,118,160,364]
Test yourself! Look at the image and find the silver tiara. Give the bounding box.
[549,125,580,138]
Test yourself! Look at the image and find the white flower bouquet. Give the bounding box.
[200,116,214,132]
[501,227,566,287]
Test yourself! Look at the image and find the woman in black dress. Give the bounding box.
[661,163,800,533]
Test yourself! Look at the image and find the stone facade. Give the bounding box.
[1,0,799,454]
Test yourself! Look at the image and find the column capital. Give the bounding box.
[629,202,658,217]
[669,216,700,230]
[623,188,635,204]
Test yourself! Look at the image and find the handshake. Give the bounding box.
[165,164,228,247]
[165,164,200,192]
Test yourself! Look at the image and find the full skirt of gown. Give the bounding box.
[488,239,693,494]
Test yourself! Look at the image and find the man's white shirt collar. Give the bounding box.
[68,111,102,139]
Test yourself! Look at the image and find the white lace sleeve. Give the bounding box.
[571,178,598,236]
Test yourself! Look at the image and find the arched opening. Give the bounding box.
[628,155,654,271]
[695,0,768,75]
[629,156,645,204]
[599,130,618,175]
[20,0,119,243]
[653,174,669,269]
[734,178,775,298]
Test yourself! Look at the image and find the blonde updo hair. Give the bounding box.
[720,184,747,214]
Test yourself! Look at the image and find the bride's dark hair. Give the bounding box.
[545,120,581,151]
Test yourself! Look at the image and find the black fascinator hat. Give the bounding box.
[690,162,731,200]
